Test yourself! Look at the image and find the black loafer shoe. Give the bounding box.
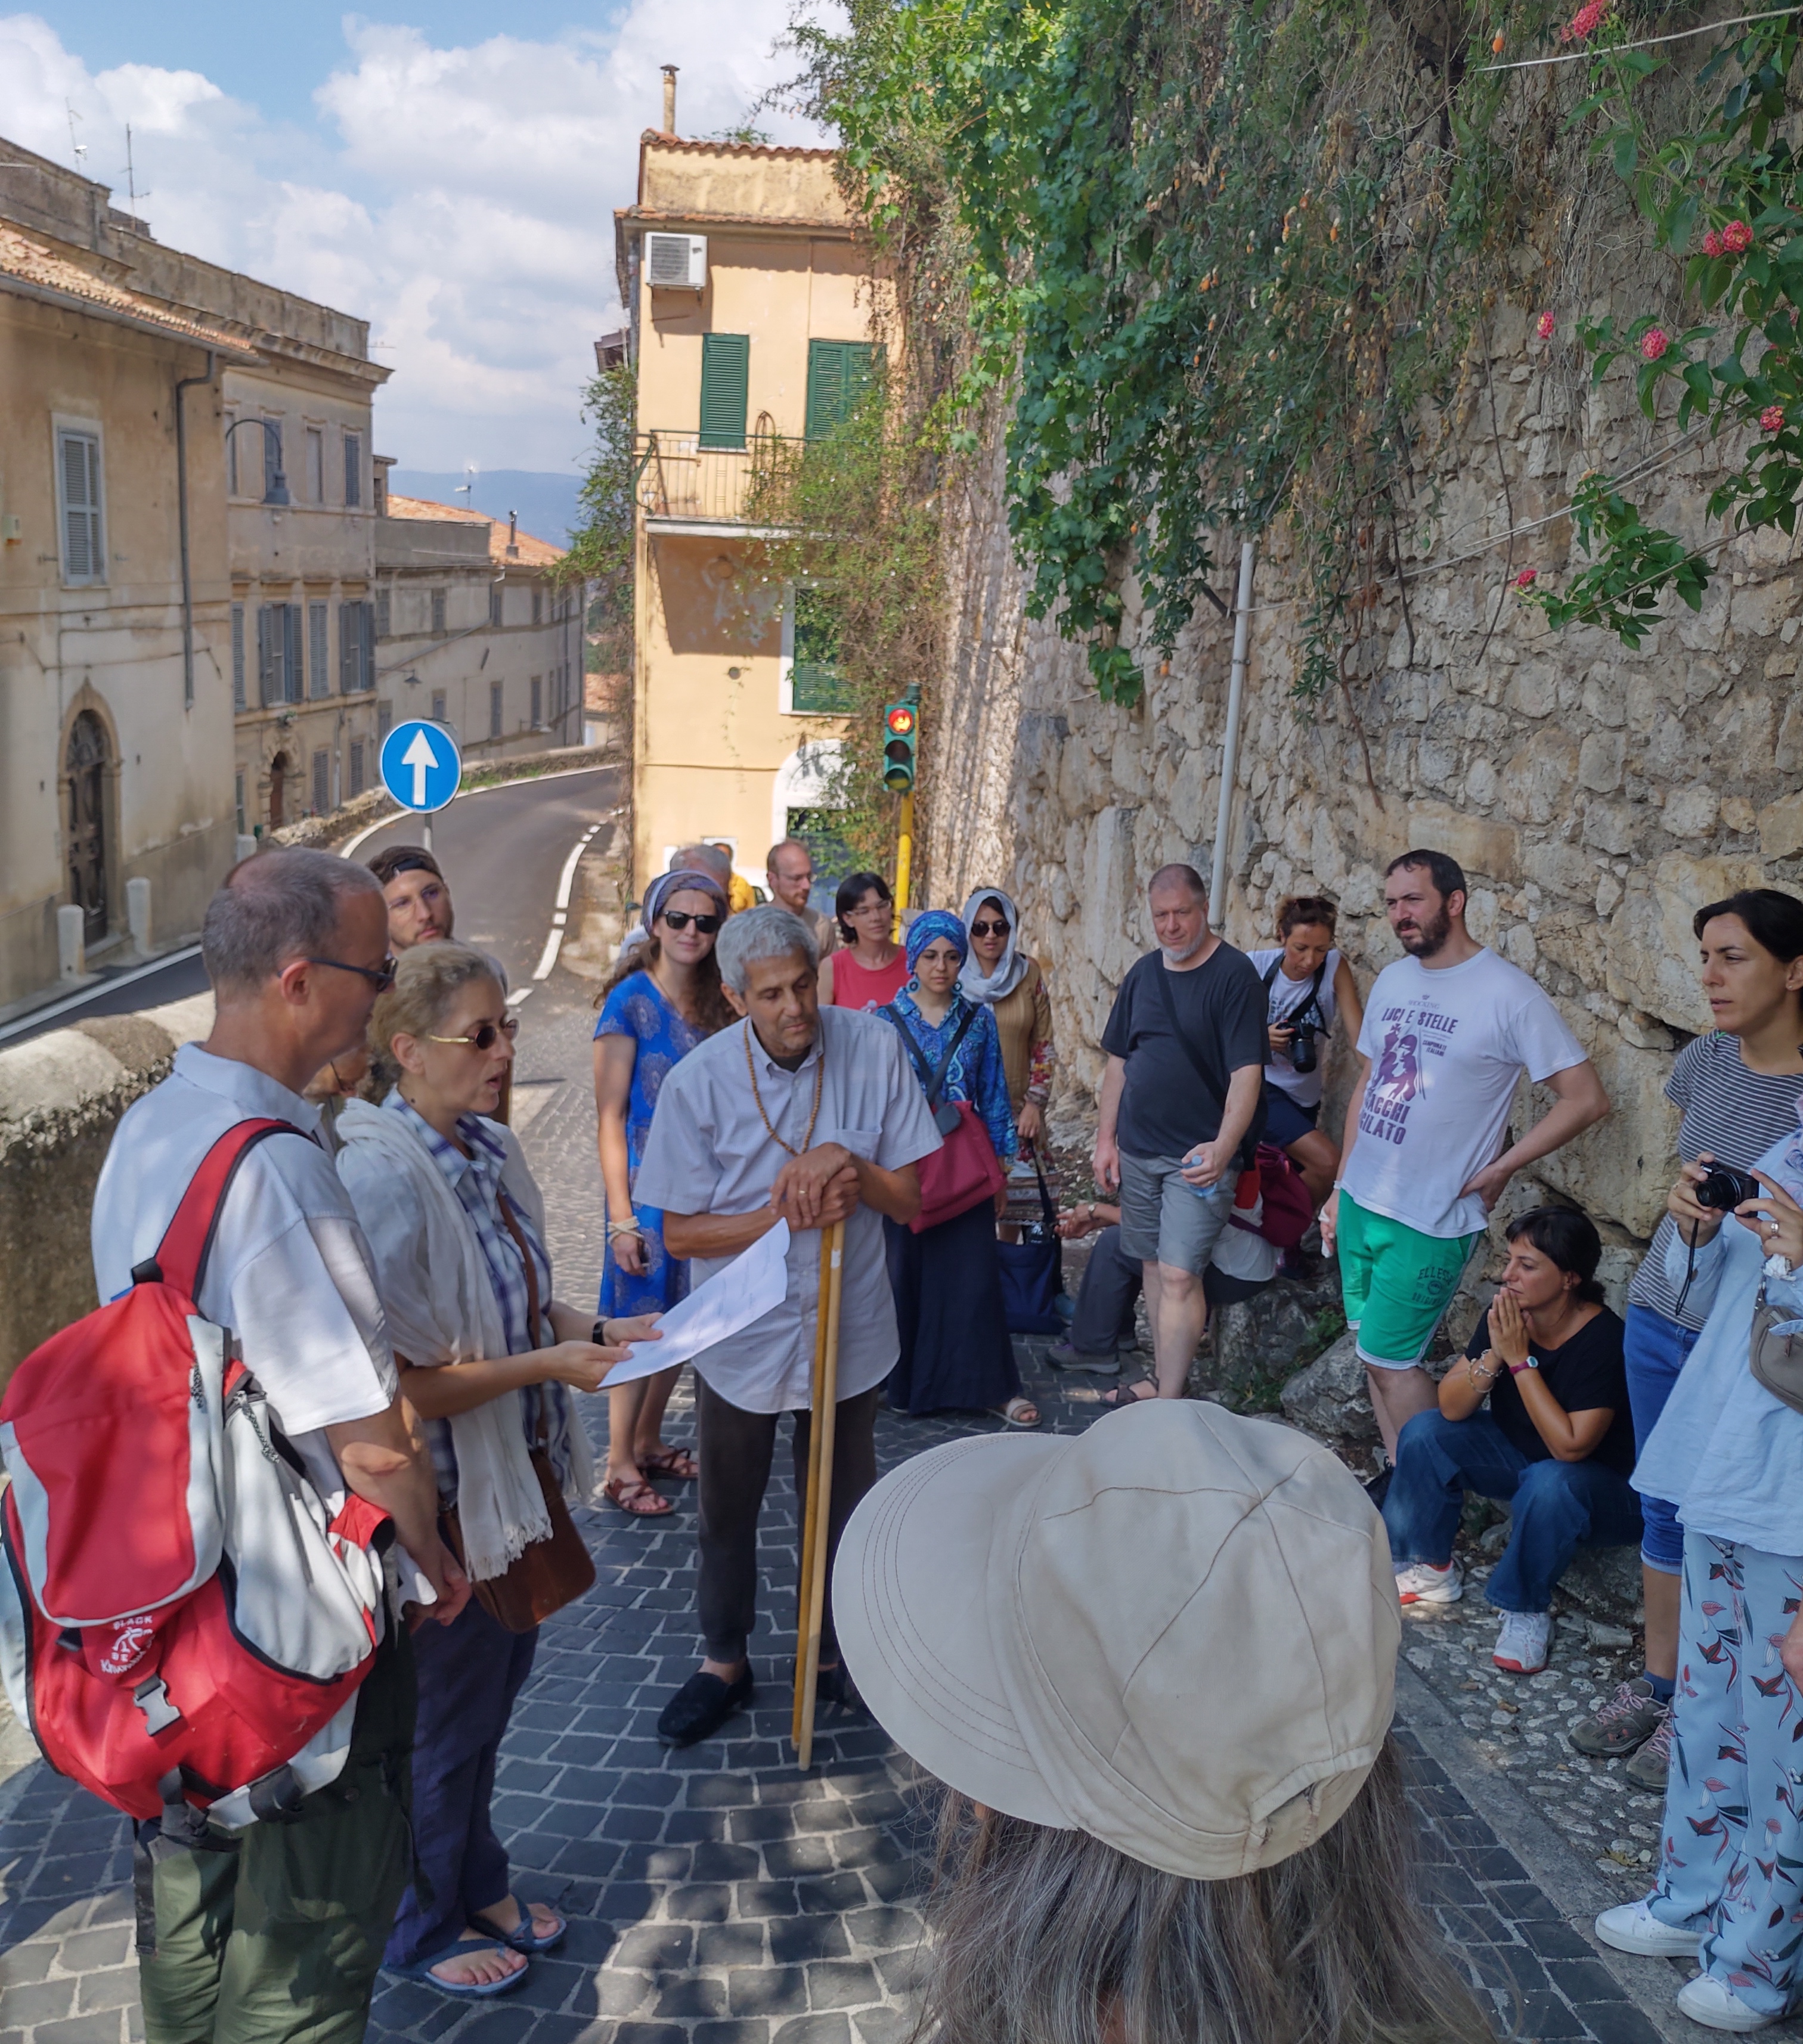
[1045,1339,1122,1376]
[657,1664,755,1748]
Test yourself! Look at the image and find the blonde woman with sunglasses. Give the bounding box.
[335,942,658,1998]
[592,869,737,1515]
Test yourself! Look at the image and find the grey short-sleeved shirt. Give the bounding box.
[633,1007,941,1413]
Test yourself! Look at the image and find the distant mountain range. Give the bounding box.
[387,470,585,547]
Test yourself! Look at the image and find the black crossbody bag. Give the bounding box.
[1148,960,1262,1171]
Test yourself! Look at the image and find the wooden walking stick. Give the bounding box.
[792,1218,845,1768]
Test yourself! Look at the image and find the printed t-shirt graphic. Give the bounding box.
[1340,948,1585,1239]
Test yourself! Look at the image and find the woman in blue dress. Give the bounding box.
[880,910,1038,1427]
[593,867,733,1515]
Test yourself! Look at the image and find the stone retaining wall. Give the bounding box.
[919,314,1803,1315]
[0,994,213,1379]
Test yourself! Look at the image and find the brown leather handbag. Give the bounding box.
[1749,1276,1803,1417]
[443,1194,595,1633]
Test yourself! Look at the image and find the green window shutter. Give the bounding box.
[805,340,879,438]
[791,589,855,712]
[699,333,750,449]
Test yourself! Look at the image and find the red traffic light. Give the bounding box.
[885,705,915,736]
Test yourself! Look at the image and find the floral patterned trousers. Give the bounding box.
[1646,1531,1803,2016]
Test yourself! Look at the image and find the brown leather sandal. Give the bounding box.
[637,1445,698,1481]
[604,1474,673,1517]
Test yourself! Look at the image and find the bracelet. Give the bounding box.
[591,1317,610,1347]
[606,1221,643,1240]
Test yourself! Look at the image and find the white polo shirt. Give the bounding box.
[91,1043,399,1509]
[633,1007,941,1414]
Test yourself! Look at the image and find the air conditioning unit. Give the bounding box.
[645,231,707,290]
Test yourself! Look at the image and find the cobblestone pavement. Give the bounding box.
[0,973,1790,2042]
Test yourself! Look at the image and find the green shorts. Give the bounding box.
[1336,1193,1482,1370]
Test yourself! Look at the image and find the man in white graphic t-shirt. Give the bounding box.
[1321,849,1610,1461]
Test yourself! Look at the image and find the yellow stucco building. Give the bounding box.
[614,106,891,903]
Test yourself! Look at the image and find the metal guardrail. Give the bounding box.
[634,429,805,525]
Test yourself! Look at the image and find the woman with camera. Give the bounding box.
[1570,889,1803,1794]
[1247,897,1363,1206]
[1591,1104,1803,2032]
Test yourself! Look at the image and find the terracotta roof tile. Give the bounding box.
[0,223,253,355]
[643,135,838,162]
[384,494,565,568]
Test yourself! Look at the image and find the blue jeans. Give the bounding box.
[1383,1408,1643,1613]
[1624,1304,1700,1574]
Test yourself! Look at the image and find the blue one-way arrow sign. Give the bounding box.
[379,720,461,814]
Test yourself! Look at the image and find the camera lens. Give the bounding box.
[1290,1024,1318,1075]
[1696,1163,1762,1211]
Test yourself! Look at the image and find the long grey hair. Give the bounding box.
[911,1741,1497,2044]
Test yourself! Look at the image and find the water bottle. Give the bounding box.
[1182,1152,1232,1202]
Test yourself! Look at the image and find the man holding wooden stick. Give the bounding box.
[634,905,940,1750]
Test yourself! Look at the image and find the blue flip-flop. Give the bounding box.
[389,1938,529,1998]
[469,1900,566,1953]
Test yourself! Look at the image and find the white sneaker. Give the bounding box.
[1395,1559,1463,1605]
[1594,1899,1702,1958]
[1493,1609,1551,1673]
[1676,1974,1783,2032]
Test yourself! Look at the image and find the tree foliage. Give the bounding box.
[558,362,636,672]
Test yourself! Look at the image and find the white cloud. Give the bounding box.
[0,6,833,470]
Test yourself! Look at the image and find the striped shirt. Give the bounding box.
[1627,1033,1803,1330]
[384,1093,554,1495]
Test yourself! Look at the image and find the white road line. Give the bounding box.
[534,827,597,980]
[506,986,534,1006]
[0,944,205,1045]
[336,764,616,861]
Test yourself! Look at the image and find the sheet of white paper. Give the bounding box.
[604,1220,792,1387]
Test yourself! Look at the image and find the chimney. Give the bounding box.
[661,64,679,136]
[506,510,519,559]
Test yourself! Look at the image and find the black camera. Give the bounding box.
[1696,1161,1764,1211]
[1289,1021,1319,1075]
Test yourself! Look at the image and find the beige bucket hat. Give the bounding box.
[832,1399,1399,1879]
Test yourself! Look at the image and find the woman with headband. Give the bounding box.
[879,910,1038,1428]
[591,867,735,1516]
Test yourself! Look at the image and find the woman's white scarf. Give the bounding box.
[958,886,1030,1005]
[335,1100,595,1580]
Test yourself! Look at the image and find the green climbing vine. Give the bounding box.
[1520,6,1803,641]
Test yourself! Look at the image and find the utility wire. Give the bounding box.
[1477,4,1798,73]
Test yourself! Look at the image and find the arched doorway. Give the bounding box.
[64,711,109,944]
[268,751,289,829]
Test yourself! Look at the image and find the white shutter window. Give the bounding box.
[58,429,104,584]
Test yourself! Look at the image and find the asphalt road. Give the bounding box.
[0,765,624,1049]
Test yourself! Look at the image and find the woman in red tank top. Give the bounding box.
[819,870,908,1010]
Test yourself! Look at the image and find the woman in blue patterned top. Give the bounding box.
[881,910,1038,1426]
[593,868,734,1516]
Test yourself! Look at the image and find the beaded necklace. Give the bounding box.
[744,1024,825,1158]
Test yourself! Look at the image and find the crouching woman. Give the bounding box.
[337,943,656,1998]
[1383,1206,1640,1677]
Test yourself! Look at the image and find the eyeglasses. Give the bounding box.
[305,955,397,990]
[661,910,722,933]
[969,919,1009,938]
[426,1018,521,1052]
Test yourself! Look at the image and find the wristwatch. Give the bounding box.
[591,1317,611,1347]
[1507,1357,1539,1376]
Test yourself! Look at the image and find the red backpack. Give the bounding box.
[0,1119,392,1824]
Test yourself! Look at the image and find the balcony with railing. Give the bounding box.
[633,428,806,530]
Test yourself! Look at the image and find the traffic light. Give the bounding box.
[882,701,918,792]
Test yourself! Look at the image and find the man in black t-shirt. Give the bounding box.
[1093,865,1267,1403]
[1379,1206,1642,1676]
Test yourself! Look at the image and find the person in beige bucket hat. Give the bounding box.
[833,1400,1498,2044]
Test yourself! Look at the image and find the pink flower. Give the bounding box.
[1536,310,1555,341]
[1641,327,1669,361]
[1762,404,1785,432]
[1559,0,1607,41]
[1514,568,1538,588]
[1703,228,1725,258]
[1724,219,1754,253]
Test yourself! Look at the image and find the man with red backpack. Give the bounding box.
[88,849,469,2044]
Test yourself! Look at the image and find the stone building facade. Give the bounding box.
[919,302,1803,1285]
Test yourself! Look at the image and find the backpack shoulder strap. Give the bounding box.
[881,1002,980,1108]
[1260,958,1282,995]
[148,1118,312,1301]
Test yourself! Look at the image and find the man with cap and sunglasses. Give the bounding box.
[832,1402,1497,2044]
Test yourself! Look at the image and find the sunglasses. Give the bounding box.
[660,910,722,933]
[426,1017,521,1052]
[969,919,1010,938]
[305,954,397,990]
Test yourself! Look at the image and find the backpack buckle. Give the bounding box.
[133,1674,180,1735]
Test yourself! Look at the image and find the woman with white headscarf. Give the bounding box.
[960,889,1054,1144]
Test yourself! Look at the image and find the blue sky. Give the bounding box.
[1,5,832,473]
